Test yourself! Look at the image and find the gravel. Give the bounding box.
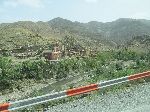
[46,82,150,112]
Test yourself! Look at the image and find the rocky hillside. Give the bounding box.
[127,35,150,53]
[1,17,150,50]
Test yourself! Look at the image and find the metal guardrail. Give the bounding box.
[0,71,150,112]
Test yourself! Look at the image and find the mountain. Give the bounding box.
[0,17,150,50]
[126,35,150,53]
[102,18,150,41]
[48,18,150,43]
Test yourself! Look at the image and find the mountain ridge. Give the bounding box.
[1,17,150,50]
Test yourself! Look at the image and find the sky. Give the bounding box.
[0,0,150,23]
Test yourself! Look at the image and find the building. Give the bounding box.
[43,46,61,60]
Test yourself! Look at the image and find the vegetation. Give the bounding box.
[1,18,150,51]
[2,0,150,108]
[1,18,150,111]
[0,49,150,92]
[13,49,150,112]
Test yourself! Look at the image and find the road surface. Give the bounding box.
[47,81,150,112]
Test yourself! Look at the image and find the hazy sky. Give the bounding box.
[0,0,150,23]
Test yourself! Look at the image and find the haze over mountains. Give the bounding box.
[0,17,150,50]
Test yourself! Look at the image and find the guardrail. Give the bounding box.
[0,71,150,112]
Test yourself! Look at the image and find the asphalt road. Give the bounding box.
[47,81,150,112]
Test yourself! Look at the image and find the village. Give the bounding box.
[0,41,98,61]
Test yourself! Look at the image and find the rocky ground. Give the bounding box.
[0,79,52,103]
[0,72,88,103]
[1,73,150,112]
[46,81,150,112]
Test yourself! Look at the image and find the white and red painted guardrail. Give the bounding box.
[0,71,150,112]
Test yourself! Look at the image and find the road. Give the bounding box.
[47,81,150,112]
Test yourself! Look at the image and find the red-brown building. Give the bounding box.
[43,46,61,60]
